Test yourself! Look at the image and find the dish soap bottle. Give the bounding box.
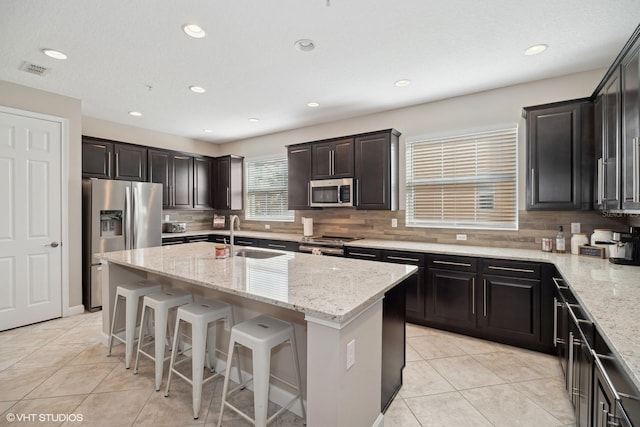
[556,226,566,253]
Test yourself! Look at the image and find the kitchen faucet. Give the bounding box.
[229,215,240,257]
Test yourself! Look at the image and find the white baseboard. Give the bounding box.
[64,304,85,317]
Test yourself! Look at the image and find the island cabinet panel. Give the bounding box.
[524,98,593,210]
[311,138,353,179]
[287,144,312,210]
[383,250,425,321]
[381,278,406,413]
[354,130,399,210]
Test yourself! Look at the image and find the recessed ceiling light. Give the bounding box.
[248,118,260,122]
[394,79,411,87]
[307,102,319,107]
[524,44,548,56]
[189,85,206,93]
[183,24,206,39]
[203,129,213,133]
[128,111,142,117]
[42,49,67,60]
[294,39,315,52]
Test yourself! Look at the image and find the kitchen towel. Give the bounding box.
[303,217,313,237]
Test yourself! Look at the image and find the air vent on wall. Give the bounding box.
[20,61,49,76]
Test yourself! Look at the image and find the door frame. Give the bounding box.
[0,105,72,318]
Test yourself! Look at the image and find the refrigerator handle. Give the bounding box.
[132,185,138,248]
[124,185,131,249]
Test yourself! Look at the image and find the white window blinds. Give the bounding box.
[245,156,295,221]
[406,127,518,230]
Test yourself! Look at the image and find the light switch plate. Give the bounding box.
[456,234,467,241]
[264,224,270,229]
[571,222,581,233]
[391,218,398,228]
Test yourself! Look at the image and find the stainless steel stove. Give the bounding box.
[298,235,361,256]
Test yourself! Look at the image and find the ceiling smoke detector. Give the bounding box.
[20,61,49,76]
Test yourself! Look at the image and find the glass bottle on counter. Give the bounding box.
[556,226,566,253]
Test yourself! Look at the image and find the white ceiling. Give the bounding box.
[1,1,639,144]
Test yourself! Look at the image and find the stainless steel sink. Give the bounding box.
[234,249,284,259]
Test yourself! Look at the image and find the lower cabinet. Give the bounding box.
[383,251,425,321]
[426,267,477,330]
[258,239,299,252]
[381,278,406,413]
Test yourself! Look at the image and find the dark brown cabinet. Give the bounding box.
[354,130,400,210]
[622,37,640,211]
[148,149,193,209]
[478,259,542,344]
[193,156,213,209]
[383,251,425,321]
[287,144,312,210]
[426,255,477,330]
[524,99,593,210]
[603,74,623,211]
[82,136,147,181]
[214,155,244,210]
[311,138,354,179]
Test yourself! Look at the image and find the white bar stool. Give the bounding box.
[107,280,163,369]
[133,288,193,391]
[164,297,242,420]
[217,314,306,427]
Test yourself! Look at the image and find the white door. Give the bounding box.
[0,110,62,331]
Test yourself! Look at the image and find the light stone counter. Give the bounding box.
[347,239,640,390]
[162,229,304,242]
[100,241,415,323]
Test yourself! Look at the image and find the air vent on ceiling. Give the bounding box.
[20,61,49,76]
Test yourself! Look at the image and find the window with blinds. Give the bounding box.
[406,127,518,230]
[245,155,295,221]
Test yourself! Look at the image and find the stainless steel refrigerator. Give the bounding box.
[82,179,162,311]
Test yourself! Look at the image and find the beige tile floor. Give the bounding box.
[0,312,574,426]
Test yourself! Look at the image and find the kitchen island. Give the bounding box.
[99,242,416,427]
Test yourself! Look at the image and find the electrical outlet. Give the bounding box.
[571,222,580,233]
[391,218,398,228]
[346,339,355,370]
[264,224,270,229]
[456,234,467,241]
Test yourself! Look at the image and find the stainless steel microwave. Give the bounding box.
[309,178,354,207]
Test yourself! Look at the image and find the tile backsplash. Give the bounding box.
[166,208,632,250]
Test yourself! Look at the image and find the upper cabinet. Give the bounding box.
[593,24,640,213]
[311,138,354,179]
[287,144,312,210]
[354,129,400,210]
[148,149,194,209]
[524,98,593,210]
[82,136,147,181]
[214,155,244,210]
[193,156,213,209]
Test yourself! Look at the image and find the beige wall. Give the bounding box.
[216,69,607,211]
[0,80,83,308]
[82,116,219,157]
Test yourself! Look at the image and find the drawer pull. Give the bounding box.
[237,240,253,245]
[487,265,534,274]
[552,277,569,290]
[433,260,472,267]
[387,255,420,262]
[350,252,377,258]
[267,244,286,249]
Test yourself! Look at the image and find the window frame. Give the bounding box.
[405,126,519,231]
[244,154,295,222]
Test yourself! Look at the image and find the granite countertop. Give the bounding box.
[99,242,417,324]
[161,229,303,241]
[347,239,640,390]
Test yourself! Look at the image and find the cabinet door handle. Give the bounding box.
[592,350,621,402]
[237,240,253,245]
[633,138,640,203]
[553,297,559,347]
[349,252,377,258]
[115,152,119,177]
[472,277,475,315]
[356,178,360,206]
[227,187,230,208]
[328,150,333,176]
[387,255,420,263]
[433,260,472,267]
[597,158,604,205]
[487,265,534,274]
[308,181,311,206]
[267,243,286,249]
[531,168,535,206]
[107,151,112,176]
[568,331,574,394]
[483,279,487,317]
[552,276,569,290]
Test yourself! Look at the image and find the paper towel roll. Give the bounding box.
[303,217,314,237]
